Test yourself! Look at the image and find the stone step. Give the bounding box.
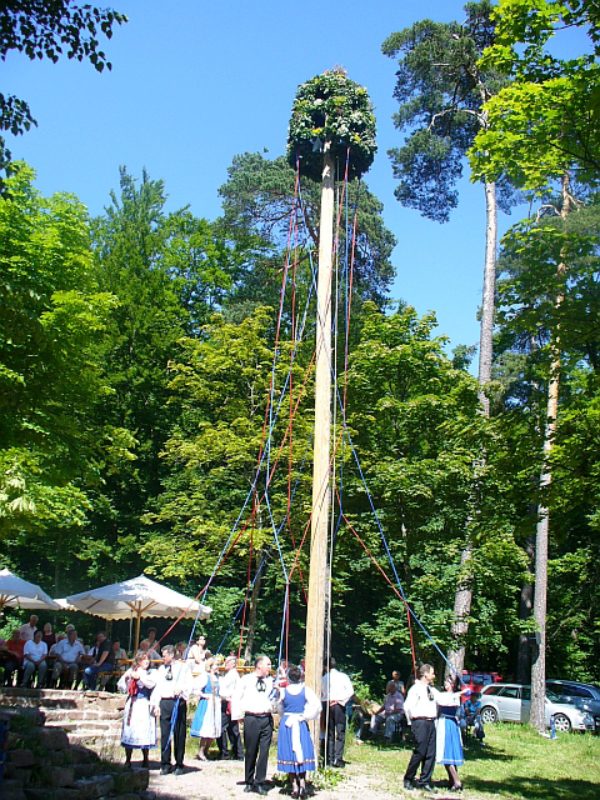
[0,687,124,713]
[42,707,121,722]
[46,718,121,734]
[67,729,122,745]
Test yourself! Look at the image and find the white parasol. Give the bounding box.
[65,574,211,649]
[0,567,61,611]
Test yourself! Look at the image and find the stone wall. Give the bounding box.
[0,709,154,800]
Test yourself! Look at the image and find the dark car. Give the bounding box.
[546,680,600,732]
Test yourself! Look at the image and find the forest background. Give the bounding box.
[0,0,598,693]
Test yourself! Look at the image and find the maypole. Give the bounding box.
[287,69,376,746]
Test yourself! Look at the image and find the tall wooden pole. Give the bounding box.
[305,142,334,742]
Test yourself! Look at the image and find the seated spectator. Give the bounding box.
[370,680,406,741]
[22,629,48,687]
[41,622,56,649]
[187,634,207,687]
[63,625,84,649]
[1,630,25,686]
[82,632,115,690]
[49,632,67,654]
[140,627,161,655]
[51,628,85,688]
[138,639,161,662]
[392,670,405,695]
[112,640,128,673]
[19,614,38,642]
[462,692,485,742]
[174,641,187,661]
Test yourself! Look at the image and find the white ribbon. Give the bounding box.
[284,712,305,763]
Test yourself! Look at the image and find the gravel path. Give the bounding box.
[146,754,398,800]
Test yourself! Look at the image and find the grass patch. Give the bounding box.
[344,726,600,799]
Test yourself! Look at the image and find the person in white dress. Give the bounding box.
[117,651,157,768]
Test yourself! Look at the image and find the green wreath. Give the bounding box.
[287,69,377,181]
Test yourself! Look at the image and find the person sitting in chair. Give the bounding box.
[370,680,406,742]
[22,629,48,687]
[51,628,85,688]
[462,692,485,742]
[1,630,25,686]
[82,632,115,690]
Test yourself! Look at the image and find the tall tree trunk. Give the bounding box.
[447,179,497,675]
[477,179,498,414]
[530,174,572,732]
[516,536,535,683]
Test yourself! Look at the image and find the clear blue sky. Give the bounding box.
[2,1,585,356]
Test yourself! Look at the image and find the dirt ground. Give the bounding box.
[146,753,398,800]
[144,752,462,800]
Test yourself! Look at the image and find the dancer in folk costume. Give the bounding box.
[436,676,470,792]
[190,656,222,759]
[277,665,321,798]
[117,651,157,768]
[150,644,192,775]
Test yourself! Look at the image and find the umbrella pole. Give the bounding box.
[134,613,141,652]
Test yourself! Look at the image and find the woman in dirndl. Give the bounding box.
[117,650,157,767]
[277,664,321,798]
[435,676,467,792]
[190,657,222,759]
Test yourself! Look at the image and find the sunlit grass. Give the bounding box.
[344,724,600,799]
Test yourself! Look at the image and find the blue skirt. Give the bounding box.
[277,716,316,774]
[436,716,464,766]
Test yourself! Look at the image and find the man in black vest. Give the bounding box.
[233,655,274,795]
[150,645,191,775]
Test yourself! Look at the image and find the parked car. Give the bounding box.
[479,682,595,733]
[546,680,600,732]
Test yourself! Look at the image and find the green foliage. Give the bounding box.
[84,167,237,579]
[382,2,513,222]
[287,69,377,181]
[0,1,127,172]
[490,191,600,680]
[469,0,600,189]
[0,163,115,546]
[218,152,396,307]
[321,303,527,679]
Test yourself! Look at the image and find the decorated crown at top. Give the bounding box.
[287,68,377,181]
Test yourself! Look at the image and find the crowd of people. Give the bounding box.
[0,614,134,690]
[1,618,484,794]
[113,641,482,795]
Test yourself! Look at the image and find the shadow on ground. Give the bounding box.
[466,776,600,799]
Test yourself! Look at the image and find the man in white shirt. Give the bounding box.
[51,628,85,688]
[19,614,38,642]
[321,657,354,768]
[403,663,439,792]
[232,655,274,795]
[150,645,191,776]
[218,655,244,761]
[22,629,48,687]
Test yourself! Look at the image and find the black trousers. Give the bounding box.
[404,718,436,785]
[219,701,244,759]
[159,697,187,767]
[243,714,273,786]
[324,702,346,765]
